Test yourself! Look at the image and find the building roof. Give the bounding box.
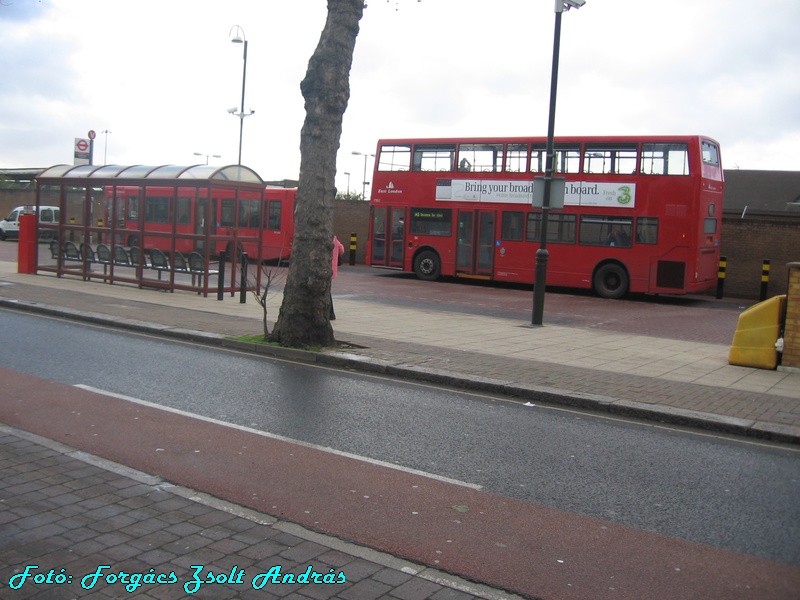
[723,170,800,216]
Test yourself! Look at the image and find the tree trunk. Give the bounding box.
[270,0,365,348]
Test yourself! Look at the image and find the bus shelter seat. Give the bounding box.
[63,241,82,263]
[96,244,111,275]
[113,245,131,267]
[172,251,191,275]
[80,243,97,263]
[189,252,219,288]
[148,248,171,280]
[129,246,149,270]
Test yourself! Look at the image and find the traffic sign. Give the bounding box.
[74,137,92,165]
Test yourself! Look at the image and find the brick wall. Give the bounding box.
[333,199,370,264]
[782,264,800,369]
[719,216,800,299]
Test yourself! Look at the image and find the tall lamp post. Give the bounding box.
[101,129,112,165]
[532,0,585,326]
[229,25,254,165]
[352,151,374,199]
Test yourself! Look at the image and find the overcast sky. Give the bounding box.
[2,0,798,195]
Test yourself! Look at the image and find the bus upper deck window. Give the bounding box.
[413,145,456,172]
[642,143,689,175]
[702,141,720,166]
[378,145,411,171]
[584,145,638,175]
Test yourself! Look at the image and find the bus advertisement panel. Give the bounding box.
[367,135,723,299]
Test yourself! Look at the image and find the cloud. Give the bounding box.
[0,0,798,183]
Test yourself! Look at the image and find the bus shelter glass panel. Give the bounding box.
[37,184,63,271]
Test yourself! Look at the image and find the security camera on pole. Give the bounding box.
[228,25,255,166]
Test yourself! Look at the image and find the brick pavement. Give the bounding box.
[0,426,516,600]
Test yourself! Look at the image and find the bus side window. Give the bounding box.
[176,198,191,224]
[504,144,528,173]
[636,217,658,244]
[583,146,638,175]
[579,215,633,247]
[267,201,282,231]
[378,145,411,171]
[641,143,689,175]
[501,211,524,241]
[413,145,455,172]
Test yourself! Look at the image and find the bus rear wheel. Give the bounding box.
[593,263,629,299]
[414,250,441,281]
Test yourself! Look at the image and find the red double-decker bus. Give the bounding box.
[105,185,295,262]
[367,135,723,298]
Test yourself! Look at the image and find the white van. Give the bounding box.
[0,205,60,240]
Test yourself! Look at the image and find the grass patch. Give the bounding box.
[229,334,366,352]
[231,334,279,346]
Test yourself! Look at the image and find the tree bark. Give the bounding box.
[270,0,365,348]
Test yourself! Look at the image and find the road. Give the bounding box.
[1,309,797,571]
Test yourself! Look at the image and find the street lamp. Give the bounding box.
[194,152,221,165]
[229,25,254,165]
[531,0,585,326]
[101,129,112,165]
[351,151,374,199]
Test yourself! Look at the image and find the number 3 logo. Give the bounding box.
[617,186,632,205]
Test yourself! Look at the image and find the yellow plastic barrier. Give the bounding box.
[728,295,785,369]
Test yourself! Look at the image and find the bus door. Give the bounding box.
[371,206,405,268]
[456,210,494,278]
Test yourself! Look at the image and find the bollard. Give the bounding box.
[760,259,770,302]
[217,250,226,301]
[349,231,357,266]
[716,256,726,299]
[69,217,75,242]
[18,213,37,274]
[240,252,248,304]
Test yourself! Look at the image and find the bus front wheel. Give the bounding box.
[414,250,441,281]
[593,263,629,299]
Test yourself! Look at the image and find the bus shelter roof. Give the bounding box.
[36,164,264,185]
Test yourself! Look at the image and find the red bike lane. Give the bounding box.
[1,367,797,600]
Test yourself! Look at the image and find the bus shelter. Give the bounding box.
[33,164,266,297]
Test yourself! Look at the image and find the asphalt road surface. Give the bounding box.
[1,309,797,569]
